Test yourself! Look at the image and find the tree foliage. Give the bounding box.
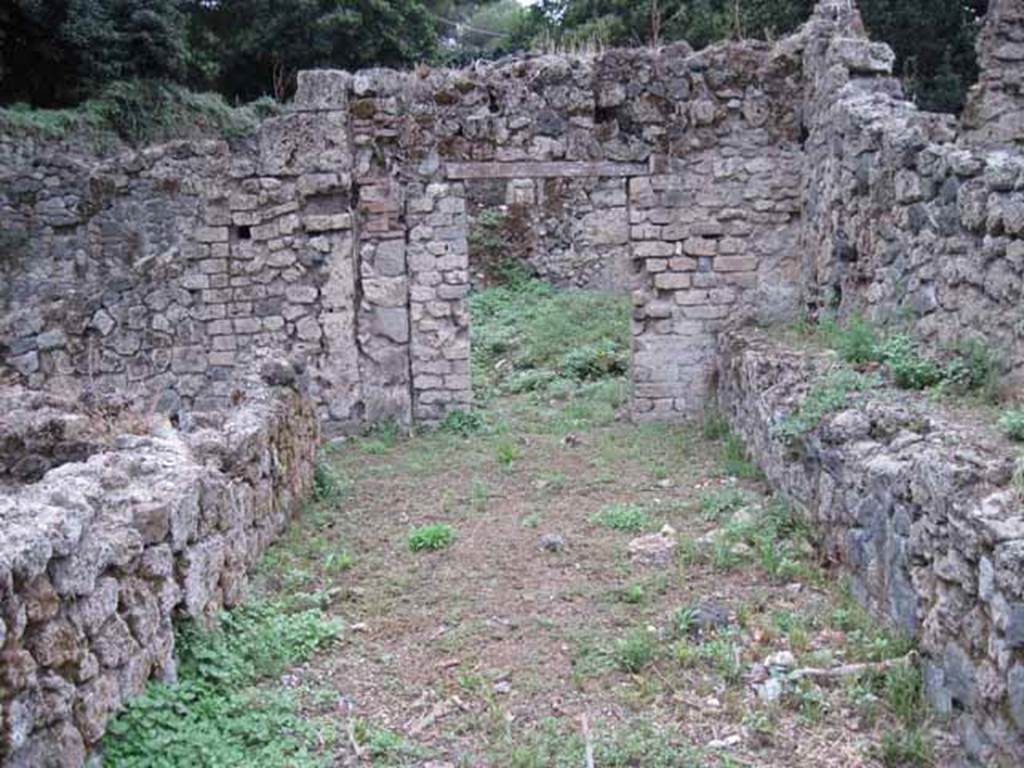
[0,0,992,114]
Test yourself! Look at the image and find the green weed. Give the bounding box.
[438,409,485,436]
[589,503,650,532]
[698,487,749,521]
[313,459,348,504]
[835,315,882,365]
[999,408,1024,441]
[774,366,875,442]
[613,629,656,673]
[360,420,401,454]
[469,279,630,401]
[102,599,340,766]
[880,335,944,391]
[874,728,933,767]
[407,523,456,552]
[495,438,521,466]
[720,433,761,478]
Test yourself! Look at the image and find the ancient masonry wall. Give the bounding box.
[718,328,1024,766]
[0,41,804,429]
[964,0,1024,146]
[799,2,1024,385]
[0,378,319,765]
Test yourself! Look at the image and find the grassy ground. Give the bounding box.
[103,283,956,767]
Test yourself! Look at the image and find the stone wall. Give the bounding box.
[0,377,319,765]
[1,37,805,427]
[964,0,1024,146]
[798,1,1024,385]
[717,328,1024,766]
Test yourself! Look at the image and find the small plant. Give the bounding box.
[720,433,761,478]
[350,719,428,762]
[672,605,699,637]
[881,335,944,390]
[999,408,1024,442]
[699,635,743,682]
[619,584,645,604]
[407,523,456,552]
[103,598,340,765]
[698,487,749,521]
[774,366,874,442]
[495,438,521,466]
[470,477,491,512]
[834,315,881,365]
[944,338,998,398]
[614,629,656,673]
[589,503,650,532]
[520,512,541,528]
[701,407,730,440]
[439,409,485,436]
[560,339,629,381]
[313,459,348,503]
[874,728,933,767]
[361,420,401,454]
[323,549,354,573]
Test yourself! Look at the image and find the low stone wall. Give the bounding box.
[0,378,319,766]
[716,328,1024,765]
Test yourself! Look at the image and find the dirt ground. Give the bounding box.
[253,396,960,768]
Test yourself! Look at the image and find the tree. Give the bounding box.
[858,0,986,113]
[187,0,441,101]
[0,0,190,107]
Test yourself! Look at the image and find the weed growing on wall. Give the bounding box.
[102,599,341,766]
[774,366,877,442]
[810,316,999,399]
[0,82,279,145]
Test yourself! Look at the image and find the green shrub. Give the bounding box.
[102,599,340,766]
[944,338,998,398]
[0,80,279,145]
[495,438,521,466]
[438,409,484,436]
[313,459,348,503]
[999,408,1024,441]
[881,335,944,390]
[875,728,933,768]
[560,339,629,381]
[407,523,456,552]
[834,315,881,365]
[701,407,730,440]
[589,503,649,532]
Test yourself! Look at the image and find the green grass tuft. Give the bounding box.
[589,503,650,532]
[407,523,456,552]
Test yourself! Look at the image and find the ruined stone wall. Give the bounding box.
[964,0,1024,146]
[799,2,1024,384]
[0,379,318,765]
[1,40,804,427]
[0,130,377,437]
[718,328,1024,766]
